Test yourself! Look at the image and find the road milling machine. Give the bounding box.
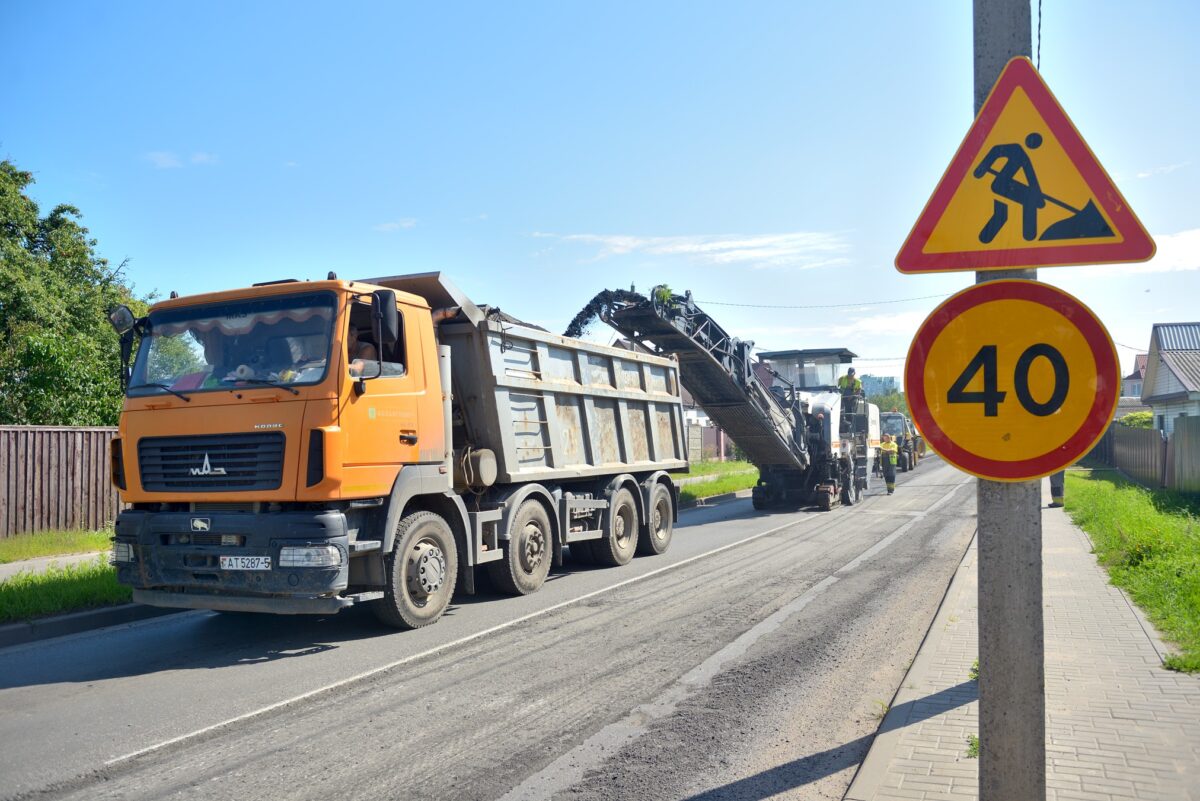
[571,288,879,511]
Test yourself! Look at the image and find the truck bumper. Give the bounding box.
[114,508,356,615]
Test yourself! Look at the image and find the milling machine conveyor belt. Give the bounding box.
[605,299,809,470]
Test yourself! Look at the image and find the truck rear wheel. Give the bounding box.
[488,499,553,595]
[636,483,673,556]
[373,511,458,630]
[594,488,638,566]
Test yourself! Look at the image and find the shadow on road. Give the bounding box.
[681,680,978,801]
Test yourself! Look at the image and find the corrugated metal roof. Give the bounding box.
[1160,351,1200,393]
[1154,322,1200,351]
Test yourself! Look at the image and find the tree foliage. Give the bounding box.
[868,390,909,416]
[1117,411,1153,429]
[0,160,143,425]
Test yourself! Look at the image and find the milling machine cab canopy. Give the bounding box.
[756,349,858,393]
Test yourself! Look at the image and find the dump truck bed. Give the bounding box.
[365,273,688,483]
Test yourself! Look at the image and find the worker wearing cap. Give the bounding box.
[838,367,863,414]
[879,434,899,495]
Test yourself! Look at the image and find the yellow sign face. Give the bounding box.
[896,57,1154,273]
[923,87,1120,255]
[906,281,1119,481]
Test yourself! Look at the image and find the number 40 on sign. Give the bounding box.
[905,280,1119,481]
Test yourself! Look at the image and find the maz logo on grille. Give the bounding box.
[189,453,228,477]
[191,518,211,532]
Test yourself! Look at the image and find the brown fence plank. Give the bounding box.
[0,426,119,537]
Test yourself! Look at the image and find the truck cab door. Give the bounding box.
[339,298,427,497]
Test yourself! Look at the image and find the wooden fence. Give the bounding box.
[0,426,120,538]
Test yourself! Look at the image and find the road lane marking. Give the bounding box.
[498,474,973,801]
[100,470,971,774]
[102,512,828,768]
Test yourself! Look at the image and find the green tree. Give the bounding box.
[0,160,143,425]
[868,390,909,416]
[1117,410,1153,429]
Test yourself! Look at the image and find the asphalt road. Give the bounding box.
[1,457,976,801]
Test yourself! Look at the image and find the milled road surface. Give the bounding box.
[1,458,974,801]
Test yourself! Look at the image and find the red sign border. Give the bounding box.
[895,57,1155,273]
[905,280,1120,481]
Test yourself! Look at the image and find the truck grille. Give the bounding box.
[138,433,285,492]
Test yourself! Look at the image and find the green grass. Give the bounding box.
[965,733,980,759]
[968,658,979,682]
[679,460,755,478]
[0,529,113,564]
[0,557,131,624]
[679,468,760,505]
[1064,469,1200,672]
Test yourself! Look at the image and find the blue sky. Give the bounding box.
[3,1,1196,383]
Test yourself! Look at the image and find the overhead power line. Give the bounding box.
[698,293,951,310]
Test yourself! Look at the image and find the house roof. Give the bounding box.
[1161,351,1200,393]
[1153,322,1200,351]
[1123,353,1148,381]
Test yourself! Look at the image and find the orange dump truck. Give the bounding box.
[108,273,686,628]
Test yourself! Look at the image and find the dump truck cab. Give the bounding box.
[109,277,445,614]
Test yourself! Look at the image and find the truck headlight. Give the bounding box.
[112,541,136,564]
[279,545,342,568]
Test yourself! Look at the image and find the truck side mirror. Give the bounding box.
[108,305,135,335]
[371,290,400,349]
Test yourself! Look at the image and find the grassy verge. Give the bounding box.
[679,468,760,505]
[0,557,131,624]
[0,529,113,564]
[680,459,755,478]
[1064,469,1200,672]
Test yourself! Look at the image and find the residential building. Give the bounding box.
[1141,322,1200,435]
[861,374,898,397]
[1122,353,1147,398]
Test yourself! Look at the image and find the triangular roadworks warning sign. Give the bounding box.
[896,57,1155,274]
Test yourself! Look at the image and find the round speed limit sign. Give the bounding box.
[905,280,1119,481]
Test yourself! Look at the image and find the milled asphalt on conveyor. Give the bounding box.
[0,459,968,799]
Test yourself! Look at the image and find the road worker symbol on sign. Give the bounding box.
[973,132,1114,244]
[896,57,1153,273]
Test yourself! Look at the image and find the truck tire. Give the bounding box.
[373,511,458,630]
[488,499,553,595]
[637,483,673,556]
[594,488,638,566]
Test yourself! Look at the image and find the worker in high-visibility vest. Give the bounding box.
[879,434,899,495]
[838,367,863,414]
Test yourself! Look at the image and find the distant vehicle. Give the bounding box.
[880,412,925,471]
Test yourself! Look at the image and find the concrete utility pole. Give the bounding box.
[972,2,1046,800]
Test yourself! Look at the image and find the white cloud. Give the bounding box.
[145,151,182,169]
[190,152,219,165]
[830,310,928,339]
[1067,228,1200,277]
[535,231,851,270]
[1137,161,1189,178]
[284,161,299,168]
[374,218,418,232]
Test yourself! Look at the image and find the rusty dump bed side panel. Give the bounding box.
[369,272,688,483]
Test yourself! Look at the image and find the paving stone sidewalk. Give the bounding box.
[845,477,1200,801]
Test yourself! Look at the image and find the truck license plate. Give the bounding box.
[219,555,271,571]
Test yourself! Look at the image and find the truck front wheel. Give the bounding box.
[374,511,458,630]
[489,499,553,595]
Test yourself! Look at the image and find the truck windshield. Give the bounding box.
[129,291,336,396]
[881,416,906,436]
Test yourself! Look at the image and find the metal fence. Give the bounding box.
[1090,417,1200,493]
[0,426,120,538]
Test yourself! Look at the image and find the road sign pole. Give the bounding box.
[973,2,1046,800]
